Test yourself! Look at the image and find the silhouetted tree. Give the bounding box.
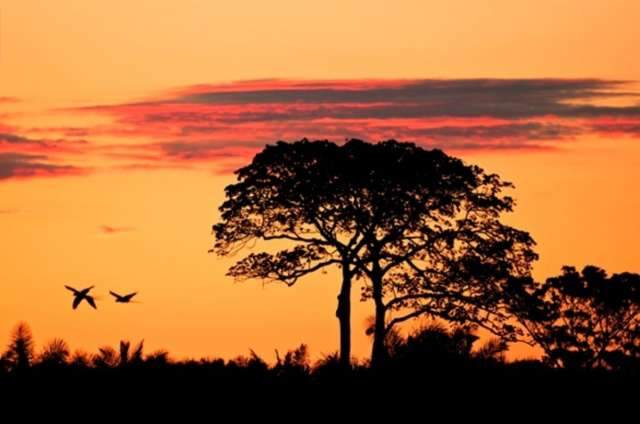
[388,322,507,369]
[212,139,537,366]
[145,350,171,368]
[474,337,508,363]
[91,340,146,369]
[93,345,118,368]
[392,322,477,362]
[3,322,35,373]
[69,350,91,369]
[226,350,270,384]
[510,265,640,369]
[311,352,346,381]
[39,338,70,367]
[274,344,310,382]
[119,340,144,368]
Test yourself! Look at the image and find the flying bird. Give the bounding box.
[109,291,138,303]
[65,285,97,310]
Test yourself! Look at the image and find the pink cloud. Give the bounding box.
[3,78,637,178]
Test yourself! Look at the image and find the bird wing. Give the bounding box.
[109,291,120,299]
[125,292,137,301]
[72,296,82,309]
[65,285,79,294]
[85,296,97,309]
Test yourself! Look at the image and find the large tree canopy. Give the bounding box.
[212,139,537,366]
[510,265,640,369]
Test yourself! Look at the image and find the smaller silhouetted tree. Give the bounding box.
[3,322,35,373]
[274,344,311,383]
[145,350,171,368]
[69,350,91,369]
[384,321,507,374]
[119,340,145,368]
[93,346,118,368]
[510,265,640,369]
[39,338,70,368]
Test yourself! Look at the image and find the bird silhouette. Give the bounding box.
[65,285,97,310]
[109,291,137,303]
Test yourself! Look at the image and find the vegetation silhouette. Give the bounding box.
[3,138,639,400]
[510,265,640,369]
[2,323,34,374]
[1,319,638,400]
[212,138,537,367]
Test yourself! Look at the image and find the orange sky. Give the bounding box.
[1,1,639,361]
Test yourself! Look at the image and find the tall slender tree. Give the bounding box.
[3,322,35,373]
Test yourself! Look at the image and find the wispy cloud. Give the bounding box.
[0,119,90,181]
[589,119,640,137]
[0,132,88,154]
[3,79,640,179]
[0,152,87,180]
[69,78,640,167]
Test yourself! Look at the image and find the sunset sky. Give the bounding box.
[1,0,639,361]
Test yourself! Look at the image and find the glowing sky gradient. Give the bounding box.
[1,0,639,361]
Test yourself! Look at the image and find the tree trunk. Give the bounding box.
[336,262,352,369]
[370,267,388,368]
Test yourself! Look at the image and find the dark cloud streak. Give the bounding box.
[0,152,86,180]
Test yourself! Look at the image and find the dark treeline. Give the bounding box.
[1,318,639,399]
